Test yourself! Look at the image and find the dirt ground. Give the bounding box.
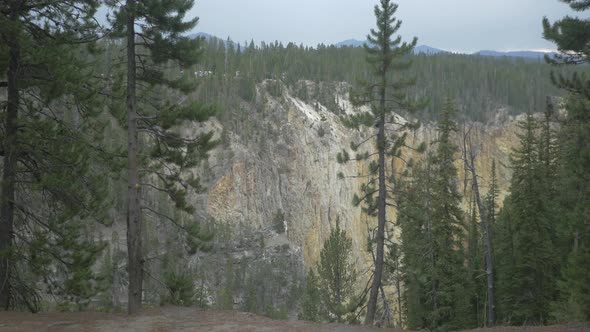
[0,307,587,332]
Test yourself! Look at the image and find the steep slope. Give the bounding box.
[184,81,527,313]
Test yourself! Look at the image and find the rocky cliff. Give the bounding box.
[182,80,527,312]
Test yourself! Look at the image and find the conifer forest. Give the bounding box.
[0,1,589,331]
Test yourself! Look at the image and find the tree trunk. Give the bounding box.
[396,276,402,327]
[125,0,143,315]
[467,150,495,326]
[0,4,21,310]
[425,160,437,319]
[365,91,387,325]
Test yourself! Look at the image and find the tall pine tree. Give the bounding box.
[337,0,425,324]
[0,0,111,311]
[543,1,590,321]
[105,0,216,314]
[426,99,472,331]
[495,114,558,324]
[398,100,473,331]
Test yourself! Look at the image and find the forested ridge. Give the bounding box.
[192,36,573,122]
[0,0,589,331]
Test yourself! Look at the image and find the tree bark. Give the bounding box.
[0,3,21,310]
[472,167,496,326]
[365,87,387,325]
[464,137,495,326]
[125,0,143,315]
[396,275,402,327]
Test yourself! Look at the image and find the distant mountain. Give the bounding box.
[335,40,448,55]
[335,39,366,48]
[414,45,447,55]
[193,34,558,61]
[474,50,558,60]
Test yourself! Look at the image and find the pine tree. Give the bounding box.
[0,1,110,311]
[385,242,404,327]
[398,100,474,331]
[495,114,558,324]
[336,1,425,324]
[427,99,472,331]
[299,269,322,322]
[317,220,358,322]
[543,3,590,320]
[466,198,485,327]
[484,160,499,226]
[398,160,432,330]
[105,0,217,313]
[543,0,590,97]
[549,94,590,321]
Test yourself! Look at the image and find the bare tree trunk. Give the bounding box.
[0,3,21,310]
[365,91,387,325]
[463,127,495,326]
[126,0,143,315]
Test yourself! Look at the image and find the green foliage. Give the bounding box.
[0,0,114,311]
[217,256,235,310]
[543,2,590,97]
[195,34,572,123]
[266,80,284,98]
[548,93,590,322]
[272,209,286,234]
[494,113,559,325]
[316,220,359,322]
[299,269,322,322]
[398,100,474,331]
[466,199,486,327]
[163,269,195,306]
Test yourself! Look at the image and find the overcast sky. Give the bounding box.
[187,0,582,53]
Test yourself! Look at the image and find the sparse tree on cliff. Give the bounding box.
[336,0,426,325]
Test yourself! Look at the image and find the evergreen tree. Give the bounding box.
[385,242,404,327]
[466,198,485,327]
[426,99,472,331]
[398,160,432,330]
[337,1,425,324]
[484,160,499,225]
[543,0,590,97]
[543,2,590,320]
[495,114,558,324]
[398,100,474,331]
[105,0,217,313]
[299,269,322,322]
[549,94,590,321]
[0,0,110,311]
[317,220,358,322]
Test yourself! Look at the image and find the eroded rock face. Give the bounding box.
[195,81,525,306]
[206,83,517,266]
